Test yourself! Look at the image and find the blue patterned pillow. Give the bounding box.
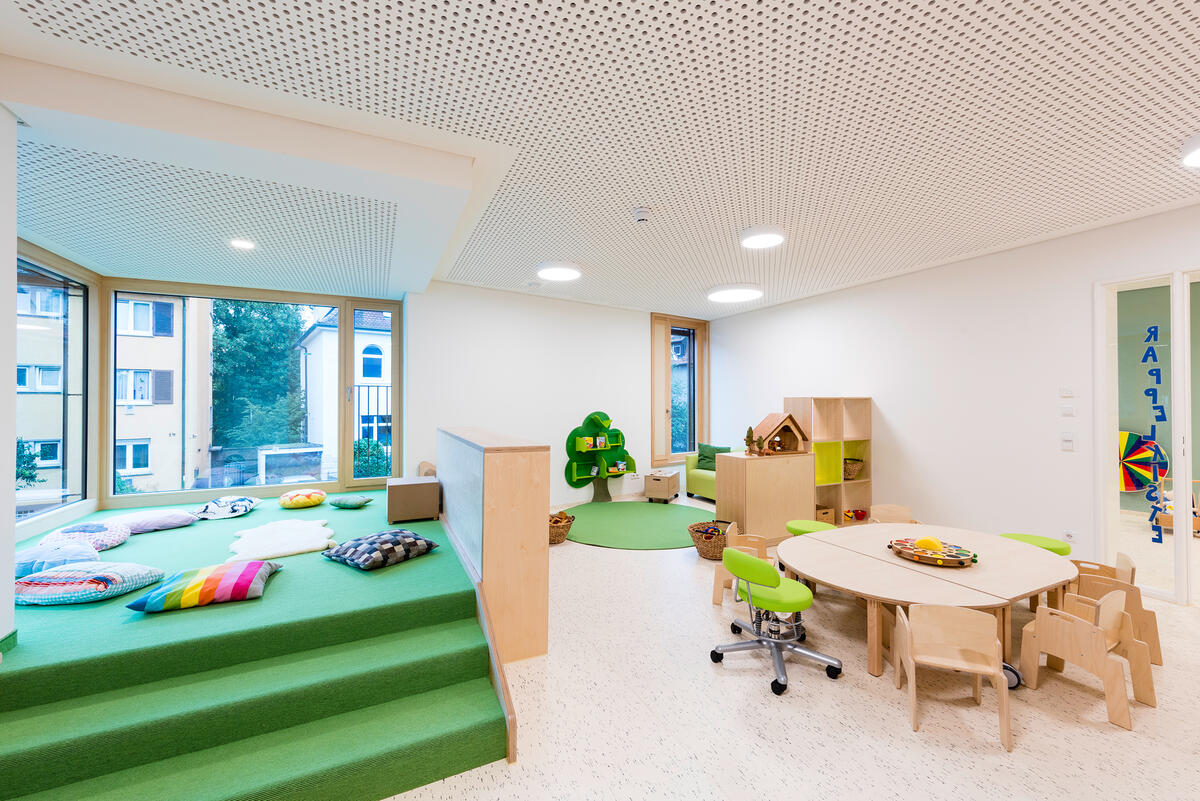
[322,530,438,571]
[15,540,99,578]
[15,562,165,605]
[42,520,131,551]
[194,495,260,520]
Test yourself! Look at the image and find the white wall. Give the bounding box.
[405,281,651,508]
[2,109,17,646]
[711,204,1200,559]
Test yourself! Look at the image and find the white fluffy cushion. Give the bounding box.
[228,519,336,562]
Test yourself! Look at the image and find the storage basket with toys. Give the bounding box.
[688,521,727,560]
[549,511,575,544]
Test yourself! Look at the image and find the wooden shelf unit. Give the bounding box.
[783,397,873,527]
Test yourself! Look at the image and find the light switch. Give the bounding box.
[1059,404,1076,417]
[1059,387,1074,398]
[1060,432,1076,452]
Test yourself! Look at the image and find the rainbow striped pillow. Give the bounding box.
[126,560,282,613]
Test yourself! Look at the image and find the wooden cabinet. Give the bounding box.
[784,396,873,527]
[716,452,815,546]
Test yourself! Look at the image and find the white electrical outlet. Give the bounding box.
[626,473,639,480]
[1059,404,1075,417]
[1063,530,1076,542]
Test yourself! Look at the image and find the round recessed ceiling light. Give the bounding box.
[230,238,256,250]
[739,225,785,249]
[708,284,764,303]
[1183,133,1200,168]
[536,261,582,281]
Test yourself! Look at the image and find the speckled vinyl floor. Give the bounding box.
[393,505,1200,801]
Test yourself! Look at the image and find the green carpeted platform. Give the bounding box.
[1,491,507,801]
[563,500,712,549]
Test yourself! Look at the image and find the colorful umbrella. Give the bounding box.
[1119,431,1168,492]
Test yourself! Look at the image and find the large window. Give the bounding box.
[16,259,88,519]
[651,313,709,466]
[112,291,339,494]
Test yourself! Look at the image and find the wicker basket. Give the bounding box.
[688,521,727,560]
[843,458,865,480]
[549,514,575,545]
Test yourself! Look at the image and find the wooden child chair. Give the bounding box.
[868,504,921,524]
[1020,589,1156,730]
[711,523,768,604]
[894,605,1012,751]
[1069,554,1161,666]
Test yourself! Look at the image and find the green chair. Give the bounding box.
[1000,532,1071,556]
[710,548,842,695]
[786,519,836,536]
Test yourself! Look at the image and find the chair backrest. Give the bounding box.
[725,522,768,558]
[1095,589,1127,635]
[417,461,437,477]
[870,504,915,523]
[721,548,780,588]
[908,604,998,654]
[1072,552,1136,586]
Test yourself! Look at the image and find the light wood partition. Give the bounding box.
[437,427,550,663]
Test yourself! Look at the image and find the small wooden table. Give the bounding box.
[776,524,1077,677]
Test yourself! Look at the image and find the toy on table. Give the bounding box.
[888,536,978,568]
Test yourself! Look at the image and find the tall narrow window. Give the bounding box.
[651,314,709,466]
[16,259,87,519]
[351,309,394,480]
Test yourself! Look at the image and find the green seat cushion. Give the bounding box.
[786,519,837,536]
[736,577,813,613]
[695,443,730,471]
[1000,532,1071,556]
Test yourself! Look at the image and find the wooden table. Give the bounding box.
[776,524,1078,677]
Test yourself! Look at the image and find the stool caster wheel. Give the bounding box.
[798,631,807,642]
[731,623,742,635]
[770,679,787,695]
[826,665,841,679]
[710,650,723,663]
[1002,662,1022,689]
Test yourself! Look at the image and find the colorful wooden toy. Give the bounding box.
[888,537,978,568]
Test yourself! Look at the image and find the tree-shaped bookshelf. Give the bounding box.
[564,410,636,502]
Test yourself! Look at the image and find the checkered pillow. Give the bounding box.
[16,562,165,605]
[41,520,132,551]
[322,530,438,571]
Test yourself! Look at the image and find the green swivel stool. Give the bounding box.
[785,519,837,537]
[711,548,842,695]
[1000,532,1071,556]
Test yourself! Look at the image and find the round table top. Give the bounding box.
[776,523,1078,608]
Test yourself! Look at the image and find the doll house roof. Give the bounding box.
[752,413,809,452]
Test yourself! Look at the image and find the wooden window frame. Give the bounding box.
[99,277,403,508]
[650,313,709,467]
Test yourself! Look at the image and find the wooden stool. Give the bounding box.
[711,523,768,604]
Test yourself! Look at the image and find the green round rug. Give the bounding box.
[563,501,713,550]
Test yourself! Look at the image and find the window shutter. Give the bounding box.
[152,302,174,337]
[152,370,174,404]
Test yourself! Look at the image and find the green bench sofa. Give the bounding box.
[685,445,744,502]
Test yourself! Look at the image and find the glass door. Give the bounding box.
[341,302,401,486]
[1105,278,1178,598]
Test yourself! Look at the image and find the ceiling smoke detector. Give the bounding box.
[633,206,652,223]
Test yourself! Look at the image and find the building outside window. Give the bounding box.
[113,291,339,494]
[16,258,87,519]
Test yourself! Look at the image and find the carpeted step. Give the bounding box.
[0,583,479,714]
[11,677,507,801]
[0,619,491,799]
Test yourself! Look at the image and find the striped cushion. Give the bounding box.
[16,562,165,605]
[127,561,283,613]
[41,521,131,551]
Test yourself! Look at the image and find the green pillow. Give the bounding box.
[695,443,730,471]
[329,495,373,509]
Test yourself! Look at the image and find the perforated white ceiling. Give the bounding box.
[8,0,1200,317]
[17,140,398,298]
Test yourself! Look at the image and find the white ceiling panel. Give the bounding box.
[5,0,1200,317]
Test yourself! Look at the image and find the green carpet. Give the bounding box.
[2,491,508,800]
[564,500,712,549]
